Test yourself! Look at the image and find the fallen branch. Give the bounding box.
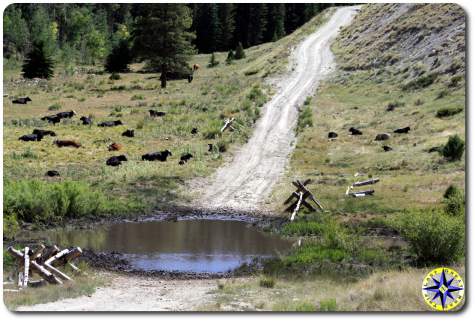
[352,178,380,187]
[220,117,235,132]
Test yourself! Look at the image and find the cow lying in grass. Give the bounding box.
[142,150,172,162]
[98,120,123,127]
[349,127,363,135]
[33,129,56,137]
[54,140,81,148]
[12,97,32,104]
[46,170,60,177]
[19,134,43,142]
[393,126,411,134]
[149,110,166,117]
[108,143,122,151]
[41,110,76,124]
[106,155,127,166]
[122,129,135,137]
[179,153,193,165]
[41,115,61,125]
[80,116,93,125]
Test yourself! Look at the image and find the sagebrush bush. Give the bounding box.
[281,221,324,236]
[48,103,61,111]
[436,107,463,118]
[297,105,313,133]
[259,276,275,288]
[442,135,465,161]
[443,186,465,216]
[391,209,464,263]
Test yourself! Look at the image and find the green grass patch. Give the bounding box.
[436,107,463,118]
[281,221,324,236]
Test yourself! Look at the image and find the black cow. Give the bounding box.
[394,126,411,134]
[98,120,123,127]
[187,74,193,83]
[106,155,128,166]
[328,132,338,139]
[142,150,172,162]
[19,134,43,142]
[80,116,93,125]
[382,145,393,152]
[180,153,193,164]
[149,110,166,117]
[349,127,363,135]
[46,170,60,177]
[56,110,76,119]
[12,97,32,104]
[375,133,391,141]
[208,144,213,152]
[33,129,56,137]
[41,115,61,125]
[191,128,198,135]
[122,129,135,137]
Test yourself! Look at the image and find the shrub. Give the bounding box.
[281,221,324,236]
[443,184,460,199]
[436,107,463,118]
[244,69,259,76]
[247,85,266,106]
[48,103,61,111]
[443,186,465,217]
[234,42,245,59]
[448,75,463,88]
[226,50,235,64]
[442,135,465,161]
[435,90,449,100]
[131,94,144,101]
[319,298,337,311]
[109,72,121,80]
[297,105,313,133]
[217,139,228,153]
[304,96,312,106]
[3,180,141,225]
[295,302,315,312]
[391,208,464,263]
[208,52,219,68]
[259,276,275,288]
[402,73,437,91]
[414,98,424,106]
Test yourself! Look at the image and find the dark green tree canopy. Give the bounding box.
[21,41,54,79]
[105,39,132,72]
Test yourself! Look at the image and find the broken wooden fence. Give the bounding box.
[221,117,235,133]
[284,179,324,221]
[7,244,82,288]
[346,176,379,197]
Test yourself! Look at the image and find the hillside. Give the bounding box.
[272,3,465,215]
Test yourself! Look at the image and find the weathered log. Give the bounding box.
[22,247,30,288]
[30,261,62,284]
[44,249,73,280]
[220,117,235,132]
[349,190,375,197]
[352,178,380,187]
[290,192,303,221]
[30,244,46,260]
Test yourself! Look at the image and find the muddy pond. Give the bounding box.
[30,219,293,274]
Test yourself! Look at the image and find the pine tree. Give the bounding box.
[132,4,195,88]
[247,4,268,46]
[208,52,219,68]
[267,4,285,42]
[216,4,236,51]
[22,41,54,79]
[105,39,132,72]
[234,42,245,60]
[226,50,235,64]
[193,4,219,53]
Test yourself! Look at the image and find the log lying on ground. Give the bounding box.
[352,178,380,187]
[348,189,375,197]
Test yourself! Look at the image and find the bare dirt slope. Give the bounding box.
[197,6,359,212]
[15,7,358,312]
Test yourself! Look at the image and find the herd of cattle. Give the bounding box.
[327,125,411,152]
[14,98,199,177]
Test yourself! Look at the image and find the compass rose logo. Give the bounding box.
[422,267,464,311]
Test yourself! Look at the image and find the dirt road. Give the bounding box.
[16,7,358,312]
[198,6,359,211]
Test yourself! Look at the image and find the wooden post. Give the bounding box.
[221,117,235,132]
[45,249,73,281]
[30,244,46,261]
[22,247,30,288]
[290,192,303,221]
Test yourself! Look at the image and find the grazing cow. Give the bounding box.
[180,153,193,164]
[46,170,60,177]
[191,128,198,135]
[12,97,32,104]
[149,110,166,117]
[349,127,363,135]
[208,144,213,152]
[328,132,338,139]
[193,64,200,71]
[98,120,123,127]
[56,110,76,119]
[108,143,122,151]
[106,155,128,166]
[375,133,391,141]
[41,115,61,125]
[382,145,393,152]
[393,126,411,134]
[19,134,43,142]
[80,116,93,125]
[32,129,56,137]
[54,140,81,148]
[141,150,172,162]
[122,129,135,137]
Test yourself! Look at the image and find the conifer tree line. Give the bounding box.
[4,3,341,79]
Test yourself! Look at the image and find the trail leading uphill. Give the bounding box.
[198,6,359,212]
